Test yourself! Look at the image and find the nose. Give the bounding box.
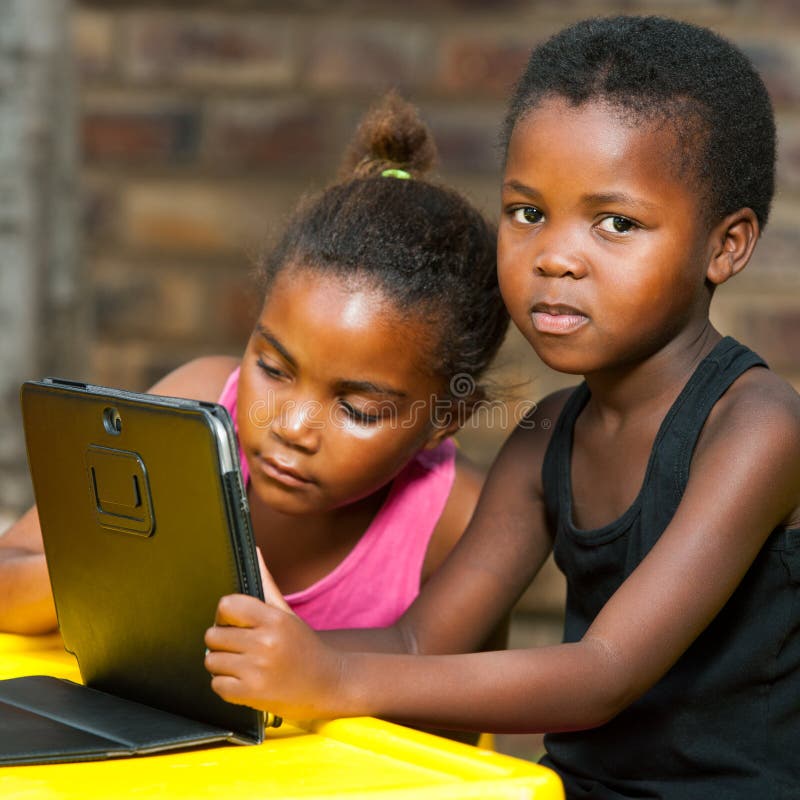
[532,231,588,279]
[269,396,322,453]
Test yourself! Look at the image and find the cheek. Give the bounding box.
[329,415,432,471]
[498,251,529,314]
[332,420,429,467]
[326,407,400,441]
[500,281,526,318]
[321,431,421,506]
[235,378,275,438]
[238,394,275,435]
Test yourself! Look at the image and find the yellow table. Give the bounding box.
[0,632,563,799]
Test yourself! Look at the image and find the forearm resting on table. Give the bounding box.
[335,638,630,734]
[0,550,57,634]
[320,614,510,660]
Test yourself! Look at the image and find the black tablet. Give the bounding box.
[3,378,279,764]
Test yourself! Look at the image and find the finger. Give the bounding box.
[205,621,255,653]
[210,674,250,706]
[204,648,247,678]
[256,547,292,613]
[214,592,272,626]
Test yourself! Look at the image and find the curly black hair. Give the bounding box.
[261,93,509,402]
[502,16,776,228]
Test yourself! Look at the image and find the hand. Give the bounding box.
[204,551,345,720]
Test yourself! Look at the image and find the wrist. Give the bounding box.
[332,650,379,719]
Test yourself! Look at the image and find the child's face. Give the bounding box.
[236,267,448,515]
[498,96,715,375]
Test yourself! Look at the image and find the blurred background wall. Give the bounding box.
[2,0,800,758]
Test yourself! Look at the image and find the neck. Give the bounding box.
[582,323,721,428]
[248,484,390,594]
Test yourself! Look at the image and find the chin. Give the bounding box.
[253,482,323,516]
[529,339,593,376]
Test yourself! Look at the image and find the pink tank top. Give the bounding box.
[218,367,456,630]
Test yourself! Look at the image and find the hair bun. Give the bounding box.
[338,91,438,180]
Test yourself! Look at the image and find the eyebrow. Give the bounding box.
[256,324,407,400]
[503,181,659,213]
[256,324,296,368]
[581,191,659,212]
[502,179,538,198]
[337,380,407,400]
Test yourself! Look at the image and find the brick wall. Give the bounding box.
[72,0,800,427]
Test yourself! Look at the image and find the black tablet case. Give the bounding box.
[0,379,277,765]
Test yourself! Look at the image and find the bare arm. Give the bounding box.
[205,392,564,718]
[319,449,510,655]
[205,378,800,732]
[0,506,55,633]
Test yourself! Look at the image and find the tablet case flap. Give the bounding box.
[0,676,235,766]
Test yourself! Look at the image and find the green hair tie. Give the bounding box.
[381,168,411,180]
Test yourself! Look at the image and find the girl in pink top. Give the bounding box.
[0,94,509,661]
[217,365,459,630]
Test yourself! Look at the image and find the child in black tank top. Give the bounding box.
[202,17,800,799]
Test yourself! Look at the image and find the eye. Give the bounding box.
[597,215,636,234]
[339,400,381,425]
[256,358,287,379]
[511,206,544,225]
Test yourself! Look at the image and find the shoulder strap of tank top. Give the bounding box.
[540,338,766,531]
[541,383,590,532]
[653,336,766,498]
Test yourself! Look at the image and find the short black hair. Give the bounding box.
[502,16,776,228]
[261,94,509,400]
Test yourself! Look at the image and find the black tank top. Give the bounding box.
[539,337,800,799]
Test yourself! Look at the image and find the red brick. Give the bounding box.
[90,337,237,395]
[82,105,201,163]
[90,340,154,392]
[424,105,506,175]
[90,340,232,396]
[754,0,800,22]
[203,99,328,171]
[210,272,263,347]
[312,0,531,10]
[775,113,800,194]
[82,176,121,244]
[438,35,532,96]
[92,259,208,340]
[72,10,117,81]
[123,12,296,87]
[735,306,800,372]
[740,37,800,107]
[740,211,800,290]
[119,181,292,255]
[303,22,432,91]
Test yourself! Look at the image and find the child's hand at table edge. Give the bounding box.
[204,548,346,720]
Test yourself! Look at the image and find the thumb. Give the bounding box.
[256,547,293,614]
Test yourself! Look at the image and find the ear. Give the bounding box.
[421,396,476,450]
[706,208,760,286]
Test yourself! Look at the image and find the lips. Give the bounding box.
[257,455,315,488]
[530,302,588,335]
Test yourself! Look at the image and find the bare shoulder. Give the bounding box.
[704,365,800,443]
[699,365,800,525]
[147,355,240,403]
